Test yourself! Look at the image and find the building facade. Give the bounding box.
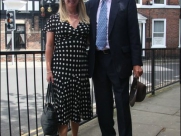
[136,0,180,49]
[0,0,59,51]
[0,0,180,51]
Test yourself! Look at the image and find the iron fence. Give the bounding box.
[0,48,180,136]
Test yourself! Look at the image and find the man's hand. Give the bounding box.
[133,65,143,78]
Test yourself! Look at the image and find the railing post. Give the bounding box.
[180,48,181,84]
[11,30,15,65]
[41,16,45,62]
[151,50,155,95]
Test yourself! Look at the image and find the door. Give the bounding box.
[5,24,26,50]
[15,24,26,49]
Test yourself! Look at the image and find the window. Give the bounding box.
[152,19,166,48]
[154,0,164,4]
[15,25,26,49]
[136,0,142,5]
[6,24,26,49]
[136,0,140,4]
[0,1,2,10]
[153,0,166,5]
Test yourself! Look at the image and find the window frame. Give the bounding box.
[136,0,142,6]
[152,19,166,48]
[5,24,26,50]
[3,0,40,11]
[152,0,166,5]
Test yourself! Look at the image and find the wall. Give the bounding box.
[141,0,179,5]
[0,16,41,51]
[138,8,180,48]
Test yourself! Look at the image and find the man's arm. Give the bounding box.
[127,0,143,77]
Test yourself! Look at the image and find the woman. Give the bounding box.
[44,0,92,135]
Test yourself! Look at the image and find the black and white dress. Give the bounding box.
[44,13,93,125]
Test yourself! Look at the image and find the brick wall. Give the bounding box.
[0,16,41,51]
[142,0,179,5]
[1,20,6,50]
[138,8,179,48]
[26,18,41,50]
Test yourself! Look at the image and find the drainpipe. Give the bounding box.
[149,8,152,48]
[179,0,181,84]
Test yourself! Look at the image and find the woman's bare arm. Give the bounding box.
[45,32,54,73]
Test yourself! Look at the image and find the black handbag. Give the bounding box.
[41,83,58,135]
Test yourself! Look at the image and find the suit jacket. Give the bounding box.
[86,0,143,78]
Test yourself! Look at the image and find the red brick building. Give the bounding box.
[136,0,180,49]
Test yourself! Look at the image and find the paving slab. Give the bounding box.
[67,83,180,136]
[157,128,180,136]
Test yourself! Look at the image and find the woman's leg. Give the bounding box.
[71,121,79,136]
[58,125,68,136]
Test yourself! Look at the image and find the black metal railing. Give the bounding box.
[0,48,180,136]
[141,48,180,94]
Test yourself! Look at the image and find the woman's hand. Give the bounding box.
[46,71,54,83]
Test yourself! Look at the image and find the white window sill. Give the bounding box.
[151,45,166,48]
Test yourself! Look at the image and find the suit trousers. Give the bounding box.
[92,51,132,136]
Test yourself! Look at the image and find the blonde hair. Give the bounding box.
[58,0,90,24]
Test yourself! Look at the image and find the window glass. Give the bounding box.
[154,21,164,32]
[136,0,140,4]
[154,0,164,4]
[152,20,165,48]
[15,25,26,49]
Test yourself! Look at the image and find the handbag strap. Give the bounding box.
[46,83,55,103]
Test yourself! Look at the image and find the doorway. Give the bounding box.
[6,24,26,50]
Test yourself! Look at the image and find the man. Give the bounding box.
[86,0,143,135]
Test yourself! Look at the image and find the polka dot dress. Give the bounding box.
[44,13,93,125]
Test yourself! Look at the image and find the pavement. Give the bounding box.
[68,83,180,136]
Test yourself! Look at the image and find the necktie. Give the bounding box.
[96,0,107,50]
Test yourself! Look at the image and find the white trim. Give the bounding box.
[151,45,166,48]
[3,1,27,10]
[136,0,142,6]
[34,1,39,11]
[142,22,146,56]
[139,23,142,39]
[28,1,33,11]
[179,19,181,48]
[3,1,40,11]
[136,5,180,8]
[138,13,147,24]
[152,19,166,48]
[137,14,147,55]
[136,3,142,7]
[0,1,2,10]
[16,20,25,24]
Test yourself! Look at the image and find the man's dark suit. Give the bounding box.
[86,0,143,135]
